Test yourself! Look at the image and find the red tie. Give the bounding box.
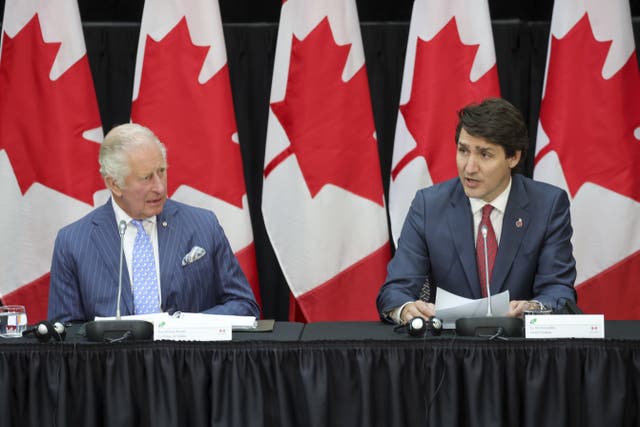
[476,204,497,297]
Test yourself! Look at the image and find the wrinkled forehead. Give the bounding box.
[127,143,167,171]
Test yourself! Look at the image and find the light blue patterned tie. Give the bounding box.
[131,219,160,314]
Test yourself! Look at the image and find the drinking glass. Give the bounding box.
[0,305,27,338]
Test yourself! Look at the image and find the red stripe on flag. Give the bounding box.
[3,273,50,323]
[295,243,391,321]
[234,242,262,311]
[263,146,294,178]
[533,143,554,166]
[576,251,640,319]
[391,148,420,181]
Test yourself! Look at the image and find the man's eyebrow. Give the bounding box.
[476,146,495,152]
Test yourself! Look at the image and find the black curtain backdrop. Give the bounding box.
[2,0,639,23]
[0,2,639,320]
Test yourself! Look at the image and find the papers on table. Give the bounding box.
[94,312,257,341]
[435,288,510,329]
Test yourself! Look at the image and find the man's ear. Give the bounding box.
[508,150,522,169]
[105,176,122,197]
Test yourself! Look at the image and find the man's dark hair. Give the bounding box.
[455,98,529,171]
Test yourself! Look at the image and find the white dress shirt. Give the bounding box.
[111,199,162,302]
[469,178,512,246]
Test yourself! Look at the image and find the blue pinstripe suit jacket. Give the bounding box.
[48,199,259,323]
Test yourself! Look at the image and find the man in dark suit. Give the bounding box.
[48,123,259,323]
[377,98,576,324]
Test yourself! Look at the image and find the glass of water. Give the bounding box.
[0,305,27,338]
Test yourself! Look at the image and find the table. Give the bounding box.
[1,321,640,427]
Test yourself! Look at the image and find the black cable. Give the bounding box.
[487,326,508,341]
[424,333,456,427]
[106,330,133,343]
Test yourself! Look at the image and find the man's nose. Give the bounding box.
[465,154,479,173]
[151,173,165,192]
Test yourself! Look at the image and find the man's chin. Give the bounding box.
[462,186,477,198]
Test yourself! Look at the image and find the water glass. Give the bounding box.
[0,305,28,338]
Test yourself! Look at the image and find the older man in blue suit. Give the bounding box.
[48,124,259,323]
[377,98,576,324]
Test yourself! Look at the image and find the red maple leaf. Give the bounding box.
[393,17,500,183]
[537,14,640,202]
[131,17,246,208]
[266,17,384,206]
[0,15,103,204]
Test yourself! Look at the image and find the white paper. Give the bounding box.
[435,288,510,329]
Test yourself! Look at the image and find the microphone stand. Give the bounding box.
[85,220,153,342]
[482,226,493,317]
[455,225,523,338]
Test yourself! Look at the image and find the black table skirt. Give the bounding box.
[2,330,640,427]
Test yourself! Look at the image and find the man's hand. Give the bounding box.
[508,300,546,318]
[400,300,436,324]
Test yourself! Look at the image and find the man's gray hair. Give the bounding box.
[99,123,167,187]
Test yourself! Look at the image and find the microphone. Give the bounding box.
[481,225,492,317]
[116,220,127,319]
[84,219,153,342]
[455,222,523,338]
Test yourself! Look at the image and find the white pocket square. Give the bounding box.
[182,246,206,266]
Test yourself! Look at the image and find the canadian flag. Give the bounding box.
[262,0,390,321]
[130,0,261,308]
[388,0,500,245]
[0,0,105,322]
[534,1,640,318]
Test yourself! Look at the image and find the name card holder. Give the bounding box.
[525,314,604,339]
[153,317,232,341]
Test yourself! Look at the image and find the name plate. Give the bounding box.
[525,314,605,339]
[153,317,232,341]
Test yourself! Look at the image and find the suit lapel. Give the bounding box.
[157,200,181,310]
[492,175,530,294]
[448,183,482,298]
[90,200,135,315]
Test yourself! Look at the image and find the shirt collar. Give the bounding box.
[469,177,512,215]
[110,198,157,226]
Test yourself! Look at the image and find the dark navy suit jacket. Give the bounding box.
[48,199,259,323]
[377,174,576,318]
